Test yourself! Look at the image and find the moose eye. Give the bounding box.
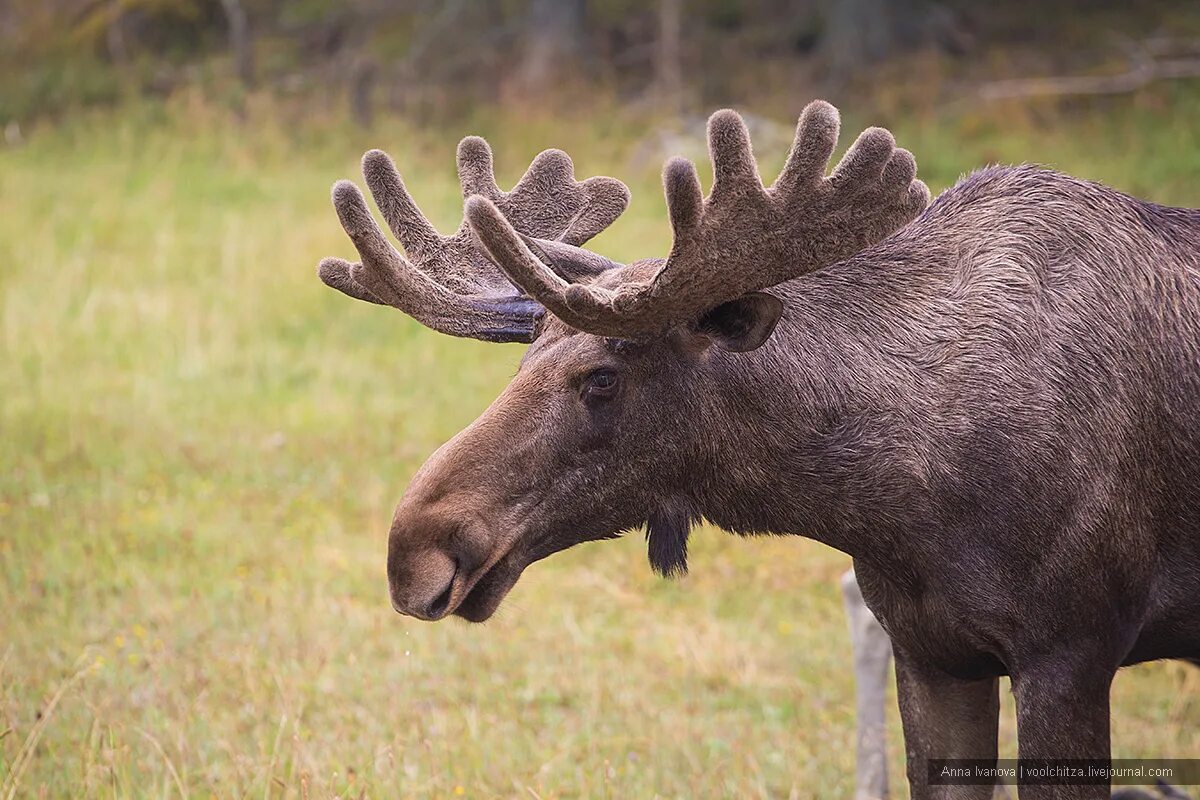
[582,368,620,400]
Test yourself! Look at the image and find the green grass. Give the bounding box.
[2,90,1199,798]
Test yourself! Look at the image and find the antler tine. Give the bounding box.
[469,196,644,337]
[772,100,840,198]
[318,253,384,306]
[470,101,931,340]
[318,134,630,343]
[455,136,502,200]
[830,126,897,187]
[561,175,632,246]
[663,157,704,241]
[466,196,601,322]
[511,148,575,200]
[328,180,541,342]
[706,110,761,202]
[361,150,442,258]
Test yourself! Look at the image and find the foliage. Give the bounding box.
[4,1,1199,126]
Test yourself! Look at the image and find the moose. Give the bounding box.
[317,101,1200,798]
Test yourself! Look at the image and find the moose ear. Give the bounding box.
[693,292,784,352]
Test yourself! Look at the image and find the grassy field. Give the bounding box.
[2,90,1200,798]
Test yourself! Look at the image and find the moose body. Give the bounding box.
[816,166,1200,794]
[702,162,1200,677]
[318,104,1200,798]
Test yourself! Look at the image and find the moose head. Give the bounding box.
[319,102,929,622]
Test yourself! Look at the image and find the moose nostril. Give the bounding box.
[428,578,454,619]
[424,557,458,619]
[388,540,460,619]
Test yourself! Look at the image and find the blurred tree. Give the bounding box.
[2,0,1198,125]
[71,0,215,60]
[519,0,588,94]
[218,0,254,87]
[820,0,968,78]
[654,0,685,114]
[822,0,919,73]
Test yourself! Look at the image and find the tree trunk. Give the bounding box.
[219,0,255,88]
[105,0,129,68]
[518,0,587,95]
[655,0,684,116]
[821,0,926,77]
[350,59,378,127]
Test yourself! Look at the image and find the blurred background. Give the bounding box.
[2,1,1199,797]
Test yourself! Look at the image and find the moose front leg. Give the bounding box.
[1010,658,1114,800]
[894,651,1000,800]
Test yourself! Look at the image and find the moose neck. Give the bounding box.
[696,249,937,581]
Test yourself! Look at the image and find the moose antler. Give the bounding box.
[466,101,930,339]
[320,137,630,342]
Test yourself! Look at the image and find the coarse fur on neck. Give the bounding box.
[681,164,1195,589]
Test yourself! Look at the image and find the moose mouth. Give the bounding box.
[448,530,574,622]
[452,553,523,622]
[449,525,634,621]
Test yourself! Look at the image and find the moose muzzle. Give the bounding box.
[386,533,459,620]
[384,426,508,621]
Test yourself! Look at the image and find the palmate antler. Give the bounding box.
[466,101,931,339]
[320,137,630,342]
